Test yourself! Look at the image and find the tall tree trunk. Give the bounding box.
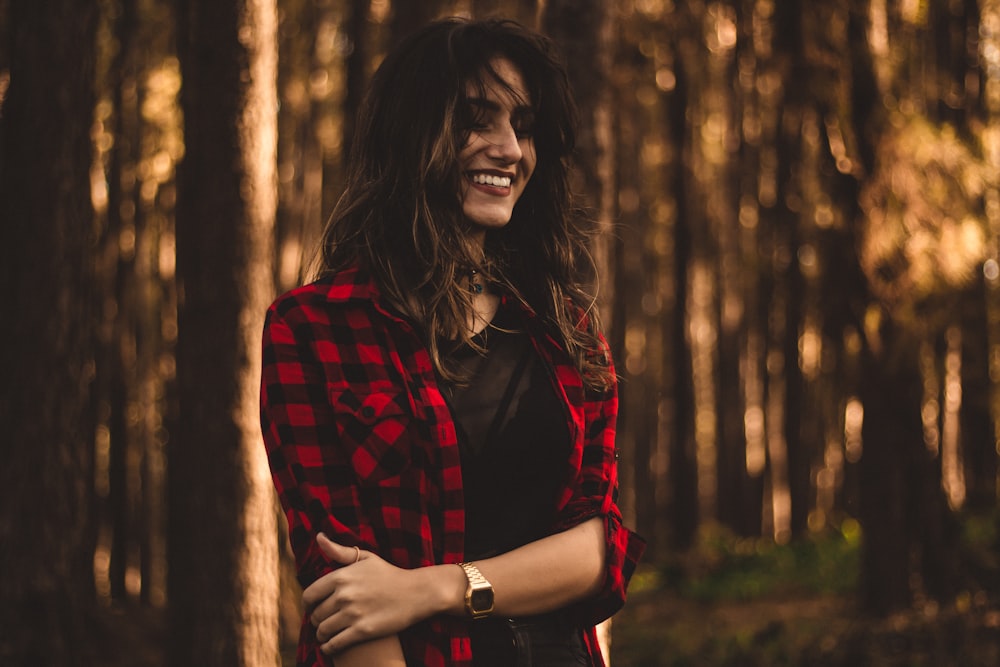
[542,0,617,325]
[0,1,99,664]
[171,0,280,664]
[666,20,699,549]
[106,0,140,602]
[342,0,370,168]
[542,4,617,660]
[714,0,754,539]
[960,278,997,510]
[857,322,922,613]
[769,0,811,540]
[843,0,961,613]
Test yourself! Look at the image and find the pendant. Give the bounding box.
[468,268,484,294]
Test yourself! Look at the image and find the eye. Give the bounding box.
[459,102,490,132]
[512,109,536,139]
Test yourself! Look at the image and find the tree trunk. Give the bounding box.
[542,0,617,324]
[666,23,699,549]
[0,1,99,664]
[171,0,280,664]
[542,4,618,661]
[959,241,997,511]
[857,321,959,612]
[856,321,920,613]
[342,0,370,169]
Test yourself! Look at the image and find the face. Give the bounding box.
[458,58,537,239]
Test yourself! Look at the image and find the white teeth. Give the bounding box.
[472,173,512,188]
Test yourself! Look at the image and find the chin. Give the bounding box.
[465,210,515,230]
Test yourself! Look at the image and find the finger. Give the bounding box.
[315,607,352,644]
[320,623,369,656]
[302,571,338,609]
[309,587,349,628]
[316,532,338,558]
[317,533,364,565]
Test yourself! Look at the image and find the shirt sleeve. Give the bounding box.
[260,304,376,589]
[552,342,646,629]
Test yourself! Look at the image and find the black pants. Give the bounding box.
[469,613,590,667]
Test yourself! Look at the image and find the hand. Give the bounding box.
[303,534,433,655]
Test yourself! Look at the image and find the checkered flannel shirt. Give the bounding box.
[260,266,646,666]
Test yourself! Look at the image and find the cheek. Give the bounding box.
[521,145,538,181]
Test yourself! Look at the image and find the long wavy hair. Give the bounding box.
[320,18,612,390]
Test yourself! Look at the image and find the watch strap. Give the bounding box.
[457,561,494,618]
[458,562,490,587]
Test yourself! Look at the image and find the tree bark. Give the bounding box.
[0,0,99,663]
[342,0,370,168]
[171,0,280,664]
[960,278,997,510]
[666,16,699,549]
[542,0,617,324]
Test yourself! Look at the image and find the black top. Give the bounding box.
[438,301,572,560]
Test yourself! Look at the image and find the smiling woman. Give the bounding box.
[260,17,645,667]
[458,59,538,236]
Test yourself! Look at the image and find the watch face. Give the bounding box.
[470,587,494,611]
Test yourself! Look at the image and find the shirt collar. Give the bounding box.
[323,264,380,302]
[323,264,545,331]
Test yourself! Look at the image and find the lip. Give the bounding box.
[469,169,516,178]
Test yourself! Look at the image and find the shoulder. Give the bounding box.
[266,266,379,326]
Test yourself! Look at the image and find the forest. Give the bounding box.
[1,0,999,665]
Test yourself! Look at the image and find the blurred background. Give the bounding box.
[2,0,1000,665]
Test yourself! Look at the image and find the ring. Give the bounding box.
[353,546,361,564]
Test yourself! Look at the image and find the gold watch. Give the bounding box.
[457,562,494,619]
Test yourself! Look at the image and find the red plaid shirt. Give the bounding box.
[260,266,645,666]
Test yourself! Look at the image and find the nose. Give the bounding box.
[485,122,523,164]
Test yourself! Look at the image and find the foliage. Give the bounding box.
[659,522,860,602]
[859,113,993,323]
[612,513,1000,666]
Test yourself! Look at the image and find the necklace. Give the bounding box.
[468,268,485,295]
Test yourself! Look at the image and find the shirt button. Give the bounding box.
[361,406,376,419]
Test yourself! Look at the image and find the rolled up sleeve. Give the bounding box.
[552,350,646,628]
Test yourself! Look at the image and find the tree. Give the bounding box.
[170,0,280,663]
[0,0,99,664]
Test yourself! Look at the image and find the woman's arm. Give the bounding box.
[439,515,606,616]
[305,516,605,654]
[326,636,406,666]
[262,302,419,665]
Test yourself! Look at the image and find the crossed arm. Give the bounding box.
[304,515,606,664]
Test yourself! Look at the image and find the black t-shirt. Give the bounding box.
[438,302,572,560]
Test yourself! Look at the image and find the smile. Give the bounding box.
[470,172,512,188]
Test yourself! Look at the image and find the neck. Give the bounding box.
[469,288,499,335]
[467,227,487,251]
[461,229,495,334]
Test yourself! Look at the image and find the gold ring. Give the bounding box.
[353,546,361,564]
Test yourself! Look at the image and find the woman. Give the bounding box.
[260,17,644,667]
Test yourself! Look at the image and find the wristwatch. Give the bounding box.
[457,562,494,619]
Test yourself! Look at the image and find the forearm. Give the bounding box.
[423,515,606,618]
[329,634,405,666]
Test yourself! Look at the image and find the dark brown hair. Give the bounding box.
[319,17,612,389]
